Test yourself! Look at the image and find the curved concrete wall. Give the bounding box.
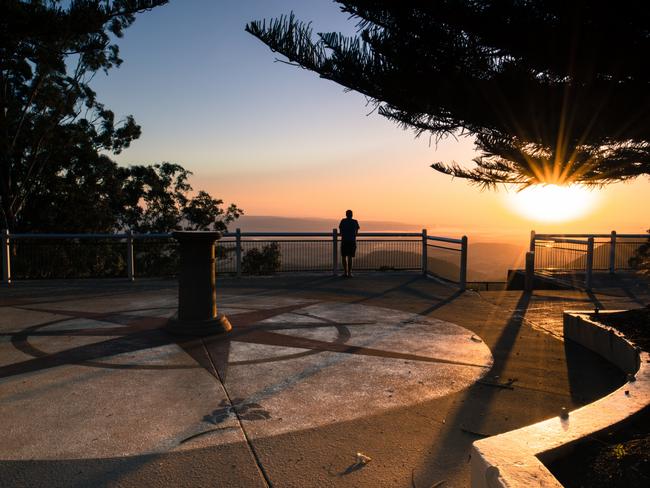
[470,310,650,488]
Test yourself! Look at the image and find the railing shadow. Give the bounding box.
[413,291,532,483]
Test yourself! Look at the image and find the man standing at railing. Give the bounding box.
[339,209,360,278]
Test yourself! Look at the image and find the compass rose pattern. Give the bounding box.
[0,294,492,459]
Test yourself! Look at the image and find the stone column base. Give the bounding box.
[166,313,232,337]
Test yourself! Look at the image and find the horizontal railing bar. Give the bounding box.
[356,232,423,237]
[356,239,420,242]
[133,233,173,239]
[427,235,463,244]
[536,245,587,252]
[236,240,331,244]
[11,233,129,239]
[8,232,645,241]
[8,231,444,239]
[536,233,649,239]
[223,232,330,237]
[427,243,461,252]
[536,233,603,238]
[234,239,421,243]
[11,233,176,239]
[536,238,588,245]
[223,232,422,238]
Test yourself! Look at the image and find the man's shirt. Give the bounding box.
[339,218,360,241]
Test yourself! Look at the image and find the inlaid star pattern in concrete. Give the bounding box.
[0,295,492,459]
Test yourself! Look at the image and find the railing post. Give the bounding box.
[585,237,594,290]
[529,230,536,252]
[421,229,428,276]
[609,230,617,274]
[235,228,242,277]
[2,229,10,285]
[126,230,135,281]
[525,251,535,291]
[332,228,338,276]
[460,235,468,291]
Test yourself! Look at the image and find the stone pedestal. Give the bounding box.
[167,231,232,336]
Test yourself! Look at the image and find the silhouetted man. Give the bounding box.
[339,209,360,278]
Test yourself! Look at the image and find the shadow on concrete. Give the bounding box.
[0,278,176,307]
[563,337,626,404]
[412,292,532,483]
[217,274,461,310]
[0,443,266,488]
[417,289,465,315]
[607,273,649,306]
[586,290,604,310]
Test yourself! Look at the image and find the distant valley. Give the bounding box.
[233,215,530,282]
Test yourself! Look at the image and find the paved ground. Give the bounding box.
[1,273,648,487]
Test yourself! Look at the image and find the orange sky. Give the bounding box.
[193,122,648,239]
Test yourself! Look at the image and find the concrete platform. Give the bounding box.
[1,273,646,487]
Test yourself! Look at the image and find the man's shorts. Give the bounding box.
[341,240,357,257]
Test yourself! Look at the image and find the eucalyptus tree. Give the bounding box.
[19,160,243,234]
[0,0,168,230]
[247,1,650,189]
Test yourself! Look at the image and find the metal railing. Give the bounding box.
[1,229,469,289]
[529,230,650,289]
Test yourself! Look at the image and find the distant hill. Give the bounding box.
[559,242,635,270]
[468,242,527,281]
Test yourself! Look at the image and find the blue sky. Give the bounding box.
[95,0,392,169]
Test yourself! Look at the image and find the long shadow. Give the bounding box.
[219,273,451,306]
[0,443,267,488]
[349,275,448,305]
[586,290,604,310]
[608,274,648,306]
[417,289,464,315]
[417,291,531,480]
[0,280,176,307]
[417,288,628,484]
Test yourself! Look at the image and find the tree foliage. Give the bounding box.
[18,159,243,233]
[1,1,243,235]
[242,242,281,275]
[247,1,650,188]
[629,230,650,275]
[0,0,168,229]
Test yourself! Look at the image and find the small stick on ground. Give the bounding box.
[179,426,236,444]
[460,427,490,438]
[477,379,516,390]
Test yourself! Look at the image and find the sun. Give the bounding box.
[506,184,599,222]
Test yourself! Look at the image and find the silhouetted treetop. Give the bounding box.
[247,1,650,188]
[0,0,168,230]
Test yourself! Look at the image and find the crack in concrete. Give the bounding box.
[202,339,272,488]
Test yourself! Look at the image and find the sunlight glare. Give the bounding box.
[506,184,599,222]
